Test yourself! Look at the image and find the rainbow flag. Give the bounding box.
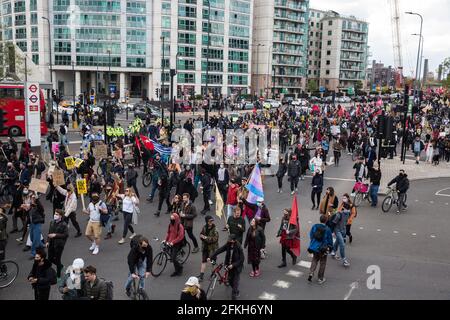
[245,164,264,204]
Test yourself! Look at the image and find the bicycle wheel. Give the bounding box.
[142,172,153,187]
[0,260,19,289]
[206,274,218,300]
[381,196,393,213]
[177,241,191,265]
[151,252,167,277]
[137,288,150,300]
[353,192,363,207]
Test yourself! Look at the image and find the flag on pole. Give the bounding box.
[289,196,301,257]
[139,135,154,151]
[135,136,142,153]
[245,164,264,204]
[215,182,224,219]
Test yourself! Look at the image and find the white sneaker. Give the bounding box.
[291,191,295,195]
[129,233,136,239]
[330,251,336,257]
[317,278,326,284]
[118,238,125,244]
[280,189,283,193]
[92,246,99,255]
[89,242,96,251]
[343,259,350,267]
[208,200,213,205]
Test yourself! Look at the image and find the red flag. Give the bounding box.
[289,196,301,257]
[135,136,141,153]
[139,135,154,151]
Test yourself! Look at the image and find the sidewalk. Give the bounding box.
[378,157,450,194]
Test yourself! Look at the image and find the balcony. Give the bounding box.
[342,35,366,43]
[275,13,306,24]
[274,25,305,34]
[274,1,308,13]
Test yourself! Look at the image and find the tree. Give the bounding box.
[0,27,30,80]
[355,81,363,90]
[441,57,450,78]
[307,79,318,93]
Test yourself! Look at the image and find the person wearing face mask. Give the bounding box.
[180,193,199,253]
[29,194,45,259]
[27,247,57,300]
[276,209,299,268]
[83,193,108,255]
[328,195,351,267]
[125,236,153,297]
[216,164,229,203]
[387,169,410,213]
[197,215,219,282]
[46,209,68,278]
[163,213,185,277]
[311,169,324,210]
[319,187,339,217]
[59,258,86,300]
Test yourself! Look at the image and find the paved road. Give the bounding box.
[1,150,450,300]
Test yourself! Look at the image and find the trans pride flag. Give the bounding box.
[245,164,264,204]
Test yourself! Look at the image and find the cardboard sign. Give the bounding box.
[74,158,84,168]
[52,142,59,154]
[52,168,65,186]
[76,179,87,195]
[94,144,108,159]
[29,178,49,194]
[65,157,75,170]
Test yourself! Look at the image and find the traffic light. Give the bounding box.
[383,116,394,142]
[107,103,115,126]
[377,114,386,139]
[0,109,8,133]
[51,89,56,98]
[155,88,159,98]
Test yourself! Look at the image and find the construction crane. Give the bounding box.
[388,0,404,89]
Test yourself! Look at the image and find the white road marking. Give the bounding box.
[286,270,303,278]
[359,227,364,230]
[344,282,359,300]
[415,200,419,202]
[412,233,417,236]
[446,203,449,206]
[393,231,399,234]
[430,201,434,204]
[259,292,277,300]
[308,221,312,224]
[297,261,312,269]
[304,176,355,182]
[377,229,381,232]
[435,188,450,197]
[273,280,291,289]
[430,235,436,238]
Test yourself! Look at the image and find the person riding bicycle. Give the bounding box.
[208,234,245,300]
[163,213,185,277]
[387,169,410,213]
[125,235,153,297]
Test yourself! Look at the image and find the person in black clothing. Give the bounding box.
[200,169,212,214]
[9,181,24,232]
[46,209,69,278]
[209,234,245,300]
[125,235,153,297]
[125,164,140,199]
[155,174,171,216]
[368,165,382,207]
[387,170,410,213]
[276,158,287,193]
[311,169,324,210]
[287,155,300,194]
[27,248,57,300]
[180,193,199,253]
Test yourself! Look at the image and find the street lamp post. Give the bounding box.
[204,0,211,123]
[169,53,182,137]
[42,17,55,123]
[71,61,76,110]
[266,45,273,99]
[96,38,100,99]
[405,12,423,99]
[161,36,166,122]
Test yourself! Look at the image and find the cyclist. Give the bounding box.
[125,235,153,297]
[387,169,410,213]
[163,213,185,277]
[208,234,245,300]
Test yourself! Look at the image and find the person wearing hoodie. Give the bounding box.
[27,247,57,300]
[59,258,86,300]
[311,169,324,210]
[46,209,69,278]
[197,215,219,282]
[226,180,239,220]
[307,215,333,284]
[180,193,199,253]
[164,213,185,277]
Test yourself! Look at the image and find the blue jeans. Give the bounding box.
[227,205,237,220]
[30,223,44,257]
[369,185,379,206]
[125,258,147,290]
[149,179,159,199]
[333,231,346,260]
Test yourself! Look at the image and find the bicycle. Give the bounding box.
[382,187,408,213]
[0,253,19,289]
[130,275,150,300]
[352,181,371,208]
[206,260,229,300]
[151,240,191,277]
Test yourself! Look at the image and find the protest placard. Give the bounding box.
[29,178,49,194]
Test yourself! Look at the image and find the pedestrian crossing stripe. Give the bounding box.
[297,260,312,269]
[259,292,277,300]
[286,270,303,278]
[273,280,291,289]
[393,231,399,234]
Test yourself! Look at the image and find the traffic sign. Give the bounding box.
[25,82,41,147]
[28,84,38,93]
[29,95,38,103]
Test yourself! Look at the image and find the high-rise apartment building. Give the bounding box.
[252,0,309,98]
[307,9,369,92]
[1,0,253,101]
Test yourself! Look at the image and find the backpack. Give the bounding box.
[313,225,326,241]
[48,267,58,285]
[100,278,114,300]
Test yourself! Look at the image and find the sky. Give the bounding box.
[310,0,450,78]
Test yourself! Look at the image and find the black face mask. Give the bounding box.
[170,219,175,225]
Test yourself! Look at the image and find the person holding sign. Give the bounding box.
[55,184,82,238]
[83,193,107,255]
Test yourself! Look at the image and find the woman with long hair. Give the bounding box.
[116,188,139,244]
[244,218,266,277]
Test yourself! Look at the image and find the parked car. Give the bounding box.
[242,103,255,110]
[118,102,135,111]
[265,99,281,108]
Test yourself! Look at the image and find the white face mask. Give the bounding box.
[342,198,349,203]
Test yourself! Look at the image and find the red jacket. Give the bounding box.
[226,184,239,205]
[165,213,185,245]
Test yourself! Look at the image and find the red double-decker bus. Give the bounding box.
[0,82,48,137]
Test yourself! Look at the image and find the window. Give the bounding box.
[327,50,331,55]
[310,22,313,27]
[227,75,247,85]
[229,38,249,49]
[178,46,196,57]
[127,57,145,68]
[162,16,171,28]
[202,48,223,59]
[227,63,247,73]
[31,41,39,52]
[228,51,248,62]
[54,41,71,53]
[32,54,39,65]
[326,70,330,75]
[327,40,332,46]
[178,19,196,31]
[328,30,332,36]
[30,13,38,25]
[177,59,196,71]
[326,60,330,65]
[202,61,223,72]
[55,55,71,66]
[178,33,196,44]
[31,27,38,38]
[162,2,171,14]
[178,5,196,18]
[328,20,333,26]
[178,73,195,83]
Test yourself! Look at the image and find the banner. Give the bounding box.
[29,178,49,194]
[52,168,65,186]
[76,179,87,195]
[65,157,75,170]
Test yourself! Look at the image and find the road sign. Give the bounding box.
[25,82,41,147]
